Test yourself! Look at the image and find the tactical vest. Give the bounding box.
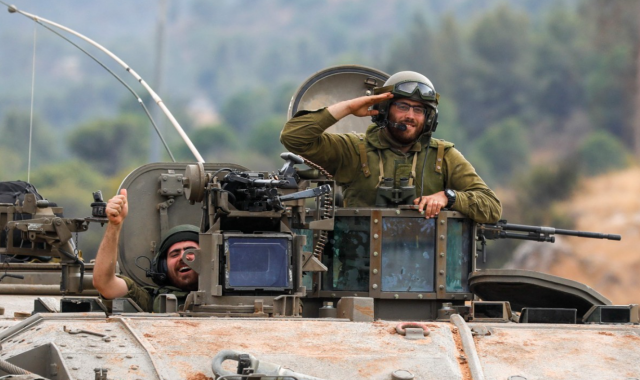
[340,135,453,208]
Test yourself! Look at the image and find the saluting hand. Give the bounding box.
[106,189,128,226]
[328,92,394,120]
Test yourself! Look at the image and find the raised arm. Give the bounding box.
[92,189,130,299]
[281,93,393,174]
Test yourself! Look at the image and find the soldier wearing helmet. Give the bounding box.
[92,189,199,312]
[281,70,501,224]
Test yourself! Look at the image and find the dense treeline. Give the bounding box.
[0,0,637,262]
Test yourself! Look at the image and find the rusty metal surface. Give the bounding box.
[0,314,639,379]
[472,322,640,380]
[0,316,462,380]
[126,317,462,380]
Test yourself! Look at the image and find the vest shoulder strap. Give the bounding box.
[355,135,371,178]
[435,140,445,174]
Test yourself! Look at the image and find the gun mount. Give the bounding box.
[0,192,106,294]
[175,152,335,316]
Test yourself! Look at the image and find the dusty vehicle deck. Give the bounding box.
[1,308,639,380]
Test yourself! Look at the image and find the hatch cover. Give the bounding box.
[288,65,389,134]
[469,269,611,318]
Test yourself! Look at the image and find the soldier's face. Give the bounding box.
[166,240,199,291]
[388,98,426,145]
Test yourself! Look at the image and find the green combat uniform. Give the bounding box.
[100,224,199,313]
[280,108,502,224]
[116,276,189,313]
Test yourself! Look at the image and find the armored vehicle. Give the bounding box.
[0,7,638,380]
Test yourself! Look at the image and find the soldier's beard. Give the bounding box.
[386,118,425,146]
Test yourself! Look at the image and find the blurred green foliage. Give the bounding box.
[1,0,638,263]
[68,114,150,175]
[576,130,630,176]
[469,118,530,187]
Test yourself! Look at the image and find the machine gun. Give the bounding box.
[476,219,622,262]
[178,152,335,316]
[0,190,109,294]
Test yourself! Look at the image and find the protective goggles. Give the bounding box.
[374,81,440,104]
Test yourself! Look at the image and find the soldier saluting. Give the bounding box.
[281,70,501,223]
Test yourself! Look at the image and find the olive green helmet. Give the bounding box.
[372,71,440,134]
[149,224,199,286]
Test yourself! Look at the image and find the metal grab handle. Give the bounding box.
[211,350,327,380]
[396,322,430,336]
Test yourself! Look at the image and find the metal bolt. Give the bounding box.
[373,251,379,257]
[162,175,167,181]
[354,209,359,214]
[440,252,445,257]
[162,188,167,194]
[331,293,336,297]
[420,210,425,215]
[418,294,423,299]
[440,220,445,225]
[439,285,445,290]
[374,218,379,224]
[396,210,400,215]
[439,270,444,275]
[394,294,399,299]
[373,233,379,239]
[372,284,378,289]
[439,235,445,240]
[373,269,378,274]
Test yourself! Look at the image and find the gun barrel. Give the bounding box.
[499,222,621,241]
[279,185,332,202]
[554,228,621,241]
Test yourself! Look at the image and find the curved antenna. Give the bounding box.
[32,18,177,162]
[5,3,205,163]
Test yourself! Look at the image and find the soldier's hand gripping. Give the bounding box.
[414,191,448,219]
[106,189,128,226]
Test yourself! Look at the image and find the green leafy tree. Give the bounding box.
[68,114,149,176]
[0,110,58,174]
[531,5,587,120]
[220,87,273,133]
[249,116,287,159]
[172,124,240,163]
[384,14,435,76]
[579,1,638,145]
[457,5,534,136]
[470,118,530,186]
[513,160,580,227]
[576,130,629,176]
